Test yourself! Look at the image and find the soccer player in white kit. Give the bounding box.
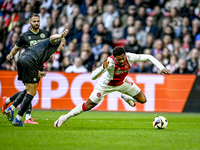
[54,47,171,127]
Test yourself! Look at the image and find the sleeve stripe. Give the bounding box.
[15,45,21,48]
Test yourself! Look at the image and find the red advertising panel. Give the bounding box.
[0,71,196,112]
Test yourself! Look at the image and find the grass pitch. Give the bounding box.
[0,110,200,150]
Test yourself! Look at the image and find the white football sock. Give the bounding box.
[6,97,11,104]
[25,114,31,120]
[122,94,137,102]
[63,103,85,121]
[16,114,22,121]
[10,105,16,111]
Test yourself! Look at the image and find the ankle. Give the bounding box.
[25,114,31,120]
[16,114,22,121]
[10,105,16,111]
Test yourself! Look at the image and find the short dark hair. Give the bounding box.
[112,47,125,57]
[29,13,40,20]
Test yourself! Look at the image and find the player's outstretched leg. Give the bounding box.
[54,99,97,127]
[4,90,27,121]
[121,94,136,107]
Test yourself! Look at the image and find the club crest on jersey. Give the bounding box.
[97,92,101,98]
[40,33,45,38]
[125,64,129,69]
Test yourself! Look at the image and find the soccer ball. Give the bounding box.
[153,116,168,129]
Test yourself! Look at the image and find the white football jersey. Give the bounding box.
[91,53,165,87]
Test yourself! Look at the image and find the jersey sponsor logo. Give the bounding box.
[115,68,130,74]
[30,40,42,46]
[40,33,45,38]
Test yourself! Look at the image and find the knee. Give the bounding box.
[30,90,36,96]
[29,88,37,96]
[27,91,36,97]
[85,99,97,110]
[85,103,95,110]
[86,106,93,110]
[134,92,147,104]
[140,94,147,104]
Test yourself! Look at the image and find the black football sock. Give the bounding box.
[12,90,27,108]
[10,91,22,102]
[18,93,33,117]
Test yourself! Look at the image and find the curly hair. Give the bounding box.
[112,47,125,57]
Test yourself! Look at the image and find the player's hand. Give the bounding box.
[103,58,109,69]
[160,68,171,75]
[61,29,69,38]
[6,54,13,61]
[38,71,47,78]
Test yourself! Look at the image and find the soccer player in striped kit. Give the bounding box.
[54,47,170,127]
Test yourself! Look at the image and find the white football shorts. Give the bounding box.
[89,78,141,104]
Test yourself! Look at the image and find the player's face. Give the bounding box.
[115,53,126,66]
[56,40,66,52]
[29,16,40,30]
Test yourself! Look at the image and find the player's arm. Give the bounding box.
[91,58,110,80]
[7,33,26,61]
[50,29,68,43]
[131,53,171,75]
[6,46,21,61]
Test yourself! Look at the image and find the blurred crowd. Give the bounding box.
[0,0,200,75]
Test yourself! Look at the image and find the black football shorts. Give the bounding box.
[17,55,40,83]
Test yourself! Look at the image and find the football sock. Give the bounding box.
[10,105,16,111]
[5,97,11,105]
[18,94,33,117]
[25,103,32,116]
[25,114,31,121]
[63,103,86,121]
[10,91,22,102]
[12,90,27,108]
[16,114,22,121]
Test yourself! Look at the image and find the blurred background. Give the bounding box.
[0,0,200,74]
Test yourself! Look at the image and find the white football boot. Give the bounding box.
[121,94,136,107]
[54,115,66,127]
